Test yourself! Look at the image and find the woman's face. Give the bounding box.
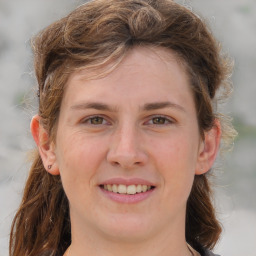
[52,47,206,242]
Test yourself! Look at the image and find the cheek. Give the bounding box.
[152,134,198,169]
[150,134,198,194]
[55,132,107,190]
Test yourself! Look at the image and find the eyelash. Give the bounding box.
[81,115,110,125]
[145,115,175,126]
[81,115,175,126]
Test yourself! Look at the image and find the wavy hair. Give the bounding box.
[10,0,236,255]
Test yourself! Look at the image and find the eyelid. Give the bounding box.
[81,115,111,125]
[79,114,175,126]
[144,115,176,125]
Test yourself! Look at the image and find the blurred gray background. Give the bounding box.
[0,0,255,255]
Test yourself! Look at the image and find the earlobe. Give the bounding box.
[30,115,60,175]
[195,119,221,175]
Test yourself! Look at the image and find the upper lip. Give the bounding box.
[99,177,156,186]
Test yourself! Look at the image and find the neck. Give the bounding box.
[68,215,192,256]
[68,239,192,256]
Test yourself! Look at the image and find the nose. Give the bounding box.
[106,124,148,169]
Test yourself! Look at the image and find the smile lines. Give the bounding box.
[100,184,154,195]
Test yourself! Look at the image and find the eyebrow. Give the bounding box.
[141,101,186,112]
[70,102,117,112]
[70,101,186,112]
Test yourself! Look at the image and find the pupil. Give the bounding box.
[92,117,103,124]
[153,117,165,124]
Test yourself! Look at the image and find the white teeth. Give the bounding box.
[112,184,118,193]
[136,184,142,193]
[102,184,153,194]
[127,185,136,195]
[118,184,127,194]
[142,185,147,192]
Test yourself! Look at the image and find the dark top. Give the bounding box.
[202,247,220,256]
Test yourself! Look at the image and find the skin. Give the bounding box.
[31,47,221,256]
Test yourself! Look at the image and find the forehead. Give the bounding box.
[62,46,193,108]
[69,46,188,80]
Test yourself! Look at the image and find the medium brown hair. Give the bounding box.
[10,0,236,255]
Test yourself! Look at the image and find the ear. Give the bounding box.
[195,119,221,175]
[30,115,60,175]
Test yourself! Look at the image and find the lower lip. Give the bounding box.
[99,187,155,204]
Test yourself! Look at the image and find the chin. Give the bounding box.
[98,214,154,242]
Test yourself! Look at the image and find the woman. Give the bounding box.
[10,0,236,255]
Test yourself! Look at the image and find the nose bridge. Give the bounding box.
[107,120,146,168]
[118,120,137,149]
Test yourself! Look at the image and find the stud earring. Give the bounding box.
[48,165,52,170]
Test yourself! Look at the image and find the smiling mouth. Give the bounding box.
[100,184,155,195]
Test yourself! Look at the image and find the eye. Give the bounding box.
[82,116,109,125]
[152,117,168,124]
[146,115,174,125]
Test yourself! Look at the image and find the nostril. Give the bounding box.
[107,149,147,168]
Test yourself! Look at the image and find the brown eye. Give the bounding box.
[152,117,168,124]
[90,116,104,125]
